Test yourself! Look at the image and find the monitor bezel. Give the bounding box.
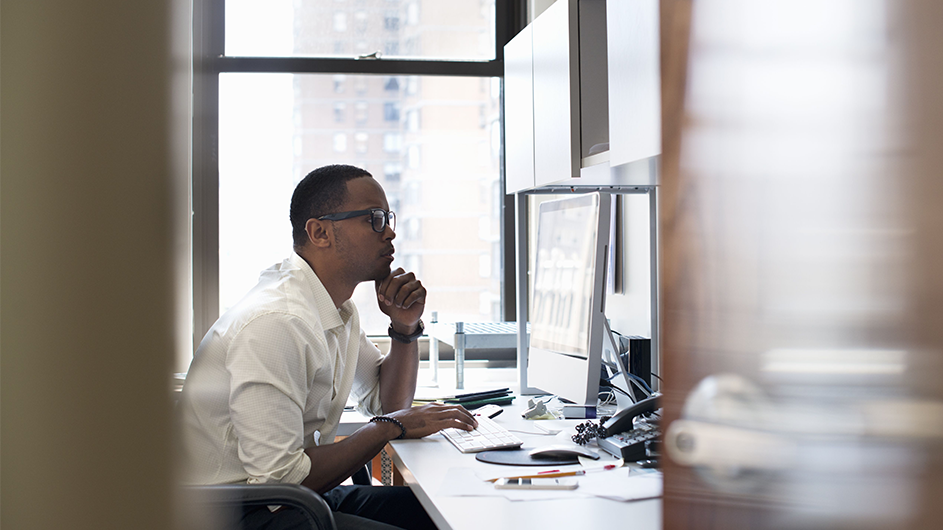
[527,192,612,407]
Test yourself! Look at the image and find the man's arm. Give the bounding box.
[375,267,425,413]
[302,403,477,493]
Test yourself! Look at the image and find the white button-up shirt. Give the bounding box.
[179,252,385,485]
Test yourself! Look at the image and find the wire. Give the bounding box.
[597,389,618,406]
[606,384,631,398]
[650,373,663,383]
[628,376,652,398]
[626,372,654,394]
[508,429,556,436]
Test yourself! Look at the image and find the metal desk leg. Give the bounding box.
[454,322,465,390]
[429,312,439,385]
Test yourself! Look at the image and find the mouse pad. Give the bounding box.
[475,448,581,466]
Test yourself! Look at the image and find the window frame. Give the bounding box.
[191,0,526,352]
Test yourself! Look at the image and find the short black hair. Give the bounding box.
[290,164,372,248]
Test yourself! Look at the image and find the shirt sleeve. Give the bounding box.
[225,312,325,484]
[349,329,384,418]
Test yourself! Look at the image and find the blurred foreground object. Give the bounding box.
[659,0,943,528]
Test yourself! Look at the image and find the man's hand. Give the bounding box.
[375,267,425,333]
[386,403,478,439]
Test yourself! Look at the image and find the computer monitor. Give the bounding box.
[528,192,612,411]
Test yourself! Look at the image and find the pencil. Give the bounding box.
[488,464,618,482]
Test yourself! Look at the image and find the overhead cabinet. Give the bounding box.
[504,0,660,194]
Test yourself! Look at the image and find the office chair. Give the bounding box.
[174,379,371,530]
[182,483,336,530]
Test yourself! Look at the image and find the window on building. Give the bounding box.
[333,12,347,32]
[355,101,368,124]
[200,0,518,347]
[332,132,347,152]
[383,132,402,153]
[384,41,400,56]
[355,11,368,33]
[384,162,403,182]
[384,102,401,122]
[354,132,369,154]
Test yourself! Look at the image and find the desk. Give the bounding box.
[383,392,662,530]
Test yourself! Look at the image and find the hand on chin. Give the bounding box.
[375,267,426,327]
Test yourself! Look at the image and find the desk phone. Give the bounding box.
[598,395,661,462]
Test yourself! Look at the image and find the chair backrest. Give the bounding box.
[180,483,336,530]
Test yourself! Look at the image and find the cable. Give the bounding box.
[603,320,638,404]
[597,389,618,407]
[627,375,652,399]
[626,372,654,394]
[508,429,556,436]
[607,384,631,398]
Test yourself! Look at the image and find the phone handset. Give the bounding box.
[602,394,660,437]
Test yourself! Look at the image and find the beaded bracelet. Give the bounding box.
[369,415,407,440]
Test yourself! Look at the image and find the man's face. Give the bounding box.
[330,177,396,282]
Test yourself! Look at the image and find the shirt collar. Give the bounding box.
[289,252,356,331]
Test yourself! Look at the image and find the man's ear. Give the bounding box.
[305,218,332,248]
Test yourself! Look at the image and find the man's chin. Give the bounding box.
[371,264,393,282]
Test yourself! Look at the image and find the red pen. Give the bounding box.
[490,464,619,482]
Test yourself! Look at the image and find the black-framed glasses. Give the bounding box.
[318,208,396,233]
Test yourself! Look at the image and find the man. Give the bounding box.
[178,164,477,529]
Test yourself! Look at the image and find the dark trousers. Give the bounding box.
[239,485,437,530]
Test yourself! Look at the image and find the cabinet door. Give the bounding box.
[532,0,580,185]
[607,0,660,167]
[504,25,535,194]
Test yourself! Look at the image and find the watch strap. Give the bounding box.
[388,319,424,343]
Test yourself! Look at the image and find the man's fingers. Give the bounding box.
[390,404,478,438]
[396,281,426,309]
[381,273,422,309]
[376,268,405,304]
[433,404,476,431]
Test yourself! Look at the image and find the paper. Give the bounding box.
[576,468,663,502]
[437,467,591,502]
[436,466,663,503]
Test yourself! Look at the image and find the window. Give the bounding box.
[407,144,420,169]
[383,132,402,153]
[355,11,368,32]
[333,12,347,32]
[383,102,401,122]
[354,101,368,124]
[406,109,419,132]
[354,132,369,154]
[384,13,400,31]
[225,0,499,61]
[197,0,520,348]
[384,162,403,182]
[383,41,400,56]
[333,132,347,152]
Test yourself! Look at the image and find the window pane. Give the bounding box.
[219,73,503,334]
[225,0,497,61]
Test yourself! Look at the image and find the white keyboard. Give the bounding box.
[441,415,523,453]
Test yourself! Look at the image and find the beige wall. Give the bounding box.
[1,0,188,527]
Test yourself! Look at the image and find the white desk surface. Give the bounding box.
[344,374,662,530]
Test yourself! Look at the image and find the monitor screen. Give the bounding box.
[528,192,611,407]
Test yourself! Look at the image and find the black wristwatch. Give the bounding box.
[388,319,424,343]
